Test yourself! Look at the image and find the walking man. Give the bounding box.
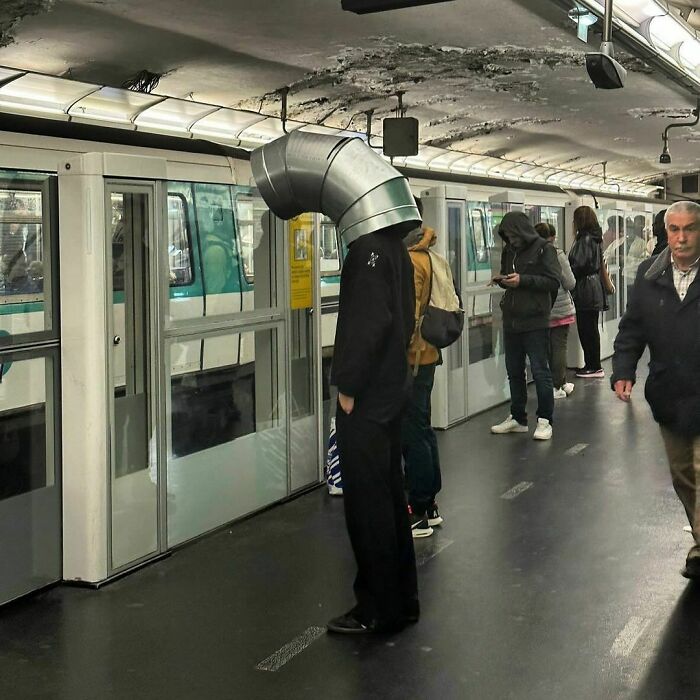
[612,201,700,580]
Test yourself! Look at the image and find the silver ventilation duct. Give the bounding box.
[250,131,420,244]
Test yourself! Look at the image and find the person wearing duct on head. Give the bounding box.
[327,216,418,635]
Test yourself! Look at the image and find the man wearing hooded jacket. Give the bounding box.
[490,211,561,440]
[327,220,418,634]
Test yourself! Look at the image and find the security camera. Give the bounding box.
[659,150,671,165]
[586,42,626,90]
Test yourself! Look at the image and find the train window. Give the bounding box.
[234,194,268,283]
[320,216,341,275]
[0,187,45,301]
[167,194,193,287]
[111,193,125,292]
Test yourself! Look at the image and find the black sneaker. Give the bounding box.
[410,512,433,538]
[327,610,371,634]
[427,502,443,527]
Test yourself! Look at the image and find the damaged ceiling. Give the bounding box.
[0,0,699,188]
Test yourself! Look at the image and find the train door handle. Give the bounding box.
[113,335,121,346]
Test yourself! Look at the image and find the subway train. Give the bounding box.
[0,123,666,502]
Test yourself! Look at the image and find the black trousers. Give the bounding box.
[576,310,601,371]
[335,407,418,626]
[401,363,441,516]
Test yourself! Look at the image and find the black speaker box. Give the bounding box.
[382,117,419,157]
[342,0,454,14]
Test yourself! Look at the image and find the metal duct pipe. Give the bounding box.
[250,131,420,244]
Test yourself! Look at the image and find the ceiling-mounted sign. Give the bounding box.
[383,117,419,157]
[289,214,314,310]
[342,0,454,13]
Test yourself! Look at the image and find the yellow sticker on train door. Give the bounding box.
[289,213,313,309]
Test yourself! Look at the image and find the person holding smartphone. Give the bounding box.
[490,212,561,441]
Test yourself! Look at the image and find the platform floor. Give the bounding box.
[2,360,699,700]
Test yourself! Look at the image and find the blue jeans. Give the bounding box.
[504,328,554,424]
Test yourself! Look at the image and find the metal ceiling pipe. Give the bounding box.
[250,131,420,244]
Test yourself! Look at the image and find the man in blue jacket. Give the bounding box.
[490,211,561,441]
[612,201,700,580]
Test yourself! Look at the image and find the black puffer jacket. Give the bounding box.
[612,248,700,436]
[497,212,561,333]
[569,226,606,312]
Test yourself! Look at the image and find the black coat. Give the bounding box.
[331,226,415,423]
[612,248,700,436]
[497,212,560,333]
[569,228,606,312]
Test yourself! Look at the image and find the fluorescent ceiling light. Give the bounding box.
[135,98,219,132]
[0,73,96,114]
[190,109,266,140]
[238,117,304,144]
[614,0,666,26]
[647,14,692,53]
[679,40,700,72]
[68,86,162,124]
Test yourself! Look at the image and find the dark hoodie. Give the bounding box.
[331,224,415,423]
[568,224,606,312]
[497,212,561,333]
[651,208,668,257]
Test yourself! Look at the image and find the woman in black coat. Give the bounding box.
[568,206,606,378]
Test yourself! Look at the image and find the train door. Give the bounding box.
[443,200,467,424]
[464,201,509,416]
[107,183,160,572]
[287,214,321,491]
[0,173,61,605]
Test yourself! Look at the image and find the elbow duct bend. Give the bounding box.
[250,131,420,244]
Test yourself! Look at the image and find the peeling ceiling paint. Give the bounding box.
[0,0,54,48]
[0,0,696,185]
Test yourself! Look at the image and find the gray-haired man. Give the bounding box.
[612,200,700,580]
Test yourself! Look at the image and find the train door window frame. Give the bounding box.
[166,193,194,288]
[0,170,59,349]
[233,191,268,285]
[319,216,342,277]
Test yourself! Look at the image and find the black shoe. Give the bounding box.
[327,610,371,635]
[409,510,433,538]
[682,558,700,581]
[427,502,443,527]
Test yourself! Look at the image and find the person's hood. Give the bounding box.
[653,209,668,245]
[577,225,603,242]
[498,211,539,248]
[408,226,437,252]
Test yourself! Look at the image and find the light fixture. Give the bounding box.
[659,98,700,164]
[586,0,627,89]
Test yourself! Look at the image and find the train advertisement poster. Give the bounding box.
[289,214,313,309]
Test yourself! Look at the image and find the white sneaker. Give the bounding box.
[562,382,575,396]
[533,418,553,441]
[491,415,528,434]
[553,388,567,399]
